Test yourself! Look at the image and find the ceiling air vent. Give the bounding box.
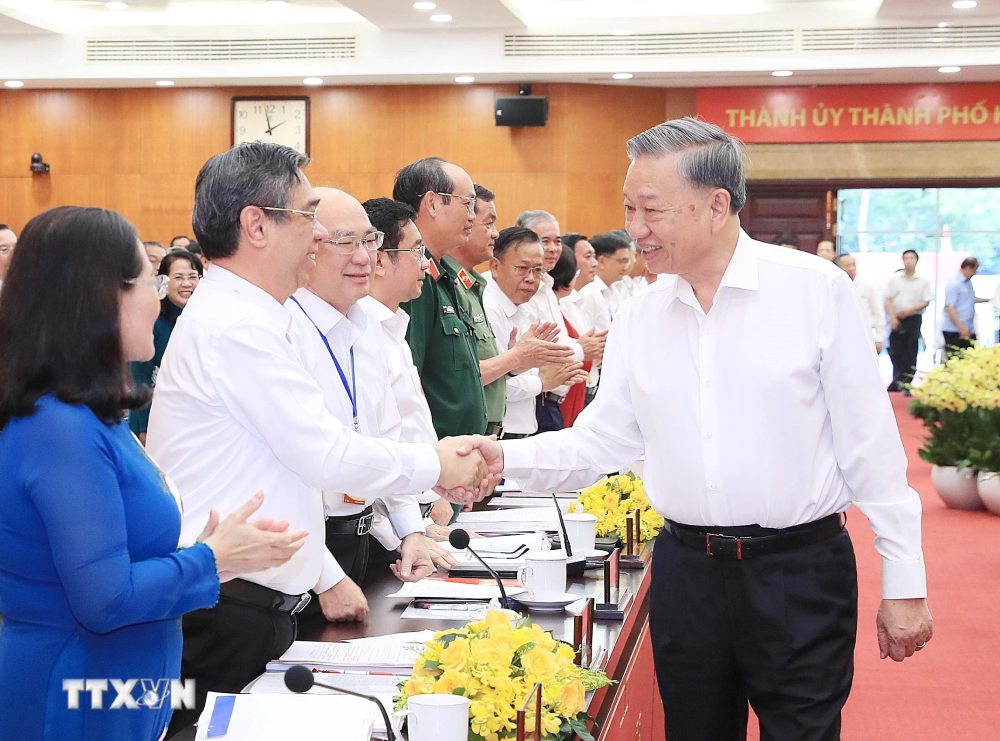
[801,25,1000,51]
[86,37,357,63]
[504,30,794,57]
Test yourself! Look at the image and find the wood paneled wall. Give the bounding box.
[0,84,680,242]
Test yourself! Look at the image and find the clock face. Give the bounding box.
[232,97,309,155]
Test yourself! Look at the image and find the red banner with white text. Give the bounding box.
[696,84,1000,143]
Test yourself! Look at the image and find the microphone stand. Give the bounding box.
[284,665,396,741]
[552,493,573,557]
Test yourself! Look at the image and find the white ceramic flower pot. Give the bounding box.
[931,465,984,510]
[976,472,1000,515]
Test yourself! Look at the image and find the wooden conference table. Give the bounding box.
[173,544,665,741]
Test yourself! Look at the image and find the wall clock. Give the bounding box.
[232,96,310,155]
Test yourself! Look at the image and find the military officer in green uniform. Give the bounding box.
[393,158,487,443]
[442,184,505,436]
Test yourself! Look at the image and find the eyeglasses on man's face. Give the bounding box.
[323,231,386,254]
[505,263,546,279]
[381,244,429,260]
[420,191,477,215]
[257,205,320,225]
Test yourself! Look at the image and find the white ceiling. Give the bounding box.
[0,0,998,88]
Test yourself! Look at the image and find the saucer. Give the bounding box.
[510,593,584,612]
[582,549,609,560]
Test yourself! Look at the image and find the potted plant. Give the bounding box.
[910,344,1000,511]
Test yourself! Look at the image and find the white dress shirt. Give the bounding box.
[523,273,584,396]
[484,278,542,435]
[287,289,423,539]
[885,272,933,314]
[147,267,440,595]
[502,231,925,600]
[579,275,620,333]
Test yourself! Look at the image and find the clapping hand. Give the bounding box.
[197,491,309,582]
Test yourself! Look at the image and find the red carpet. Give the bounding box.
[749,394,1000,740]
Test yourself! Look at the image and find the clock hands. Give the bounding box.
[267,120,287,133]
[263,107,274,135]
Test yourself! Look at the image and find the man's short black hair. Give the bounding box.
[493,226,539,260]
[902,249,919,260]
[474,184,495,202]
[561,233,588,250]
[590,231,632,259]
[363,198,417,258]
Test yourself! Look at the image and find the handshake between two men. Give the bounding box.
[431,435,506,507]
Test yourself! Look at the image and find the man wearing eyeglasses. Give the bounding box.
[0,224,16,293]
[484,227,588,438]
[393,157,488,449]
[149,145,499,732]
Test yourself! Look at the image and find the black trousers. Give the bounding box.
[648,527,858,741]
[942,331,976,361]
[166,596,297,736]
[888,314,922,387]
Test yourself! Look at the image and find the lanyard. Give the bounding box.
[290,296,359,432]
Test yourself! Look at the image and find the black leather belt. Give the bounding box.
[662,513,845,560]
[325,505,375,536]
[220,578,311,614]
[485,422,504,438]
[542,392,565,405]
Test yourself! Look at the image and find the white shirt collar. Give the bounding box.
[484,277,518,318]
[359,295,409,341]
[292,288,367,346]
[664,229,761,309]
[208,265,293,335]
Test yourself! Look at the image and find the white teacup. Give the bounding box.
[517,551,567,601]
[563,513,598,555]
[401,694,469,741]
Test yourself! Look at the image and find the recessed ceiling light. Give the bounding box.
[413,1,437,9]
[454,75,475,84]
[938,65,961,73]
[4,80,25,89]
[952,1,977,9]
[155,80,174,87]
[303,77,324,86]
[771,70,794,77]
[105,1,128,10]
[430,13,452,23]
[264,0,289,7]
[937,21,952,27]
[612,72,633,80]
[612,30,632,36]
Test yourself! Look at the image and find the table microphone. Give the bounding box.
[449,528,512,609]
[284,664,396,741]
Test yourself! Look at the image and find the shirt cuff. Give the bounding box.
[501,438,535,478]
[386,501,424,539]
[313,548,346,594]
[881,557,927,599]
[404,442,442,493]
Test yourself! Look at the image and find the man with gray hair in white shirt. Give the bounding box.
[479,117,932,741]
[149,143,497,731]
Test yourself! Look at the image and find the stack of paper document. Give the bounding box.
[455,507,563,533]
[265,640,422,675]
[195,692,376,740]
